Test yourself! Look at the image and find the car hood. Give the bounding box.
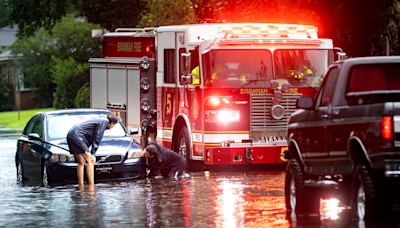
[50,136,140,155]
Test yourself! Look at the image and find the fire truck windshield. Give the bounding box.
[202,49,273,88]
[274,49,335,88]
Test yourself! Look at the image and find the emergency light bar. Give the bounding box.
[218,26,317,35]
[219,38,324,45]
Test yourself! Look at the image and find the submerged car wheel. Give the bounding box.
[285,158,320,215]
[16,159,24,183]
[42,163,51,187]
[351,163,391,220]
[176,126,191,169]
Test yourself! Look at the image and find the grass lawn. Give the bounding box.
[0,108,55,129]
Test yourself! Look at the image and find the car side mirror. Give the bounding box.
[296,96,314,110]
[28,133,41,141]
[130,127,140,135]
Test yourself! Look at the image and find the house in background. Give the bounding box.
[0,26,40,110]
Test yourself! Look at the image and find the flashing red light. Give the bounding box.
[146,46,150,52]
[207,96,233,106]
[181,101,185,107]
[381,116,393,141]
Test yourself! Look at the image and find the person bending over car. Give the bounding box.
[144,140,186,178]
[67,114,118,185]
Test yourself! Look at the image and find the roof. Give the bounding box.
[0,50,23,62]
[41,108,112,116]
[0,26,17,47]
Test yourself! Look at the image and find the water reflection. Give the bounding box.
[212,172,289,227]
[1,134,400,227]
[320,198,346,220]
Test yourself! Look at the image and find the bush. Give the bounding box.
[75,82,90,108]
[52,57,90,109]
[0,75,13,111]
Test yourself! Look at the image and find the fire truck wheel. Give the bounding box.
[285,158,320,215]
[350,163,391,220]
[176,126,191,169]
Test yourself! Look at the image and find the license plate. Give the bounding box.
[95,165,112,174]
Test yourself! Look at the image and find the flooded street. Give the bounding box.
[1,130,400,227]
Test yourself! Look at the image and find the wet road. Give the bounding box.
[1,130,400,227]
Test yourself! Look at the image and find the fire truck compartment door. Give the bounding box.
[107,67,127,105]
[127,67,141,131]
[90,65,107,109]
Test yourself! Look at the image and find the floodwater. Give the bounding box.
[1,129,400,227]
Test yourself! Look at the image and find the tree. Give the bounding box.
[7,0,72,38]
[6,0,147,37]
[73,0,147,32]
[138,0,196,27]
[51,57,89,109]
[10,14,102,107]
[0,0,10,28]
[0,75,13,111]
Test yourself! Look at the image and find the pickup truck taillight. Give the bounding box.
[381,116,393,145]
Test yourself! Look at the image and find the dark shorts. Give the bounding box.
[67,136,89,155]
[166,161,186,178]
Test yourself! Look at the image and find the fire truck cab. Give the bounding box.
[90,23,344,168]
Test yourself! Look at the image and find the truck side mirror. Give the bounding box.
[296,96,314,110]
[180,53,192,85]
[334,47,346,61]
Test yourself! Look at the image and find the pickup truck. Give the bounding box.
[284,56,400,220]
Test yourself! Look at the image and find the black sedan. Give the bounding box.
[15,109,145,186]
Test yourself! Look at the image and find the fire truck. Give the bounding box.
[89,23,345,168]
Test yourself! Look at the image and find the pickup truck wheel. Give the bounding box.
[176,126,191,170]
[351,164,391,220]
[285,159,320,215]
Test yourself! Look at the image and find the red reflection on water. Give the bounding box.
[182,179,192,227]
[211,174,289,227]
[320,198,345,221]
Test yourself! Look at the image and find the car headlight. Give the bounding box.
[127,149,143,159]
[52,154,76,163]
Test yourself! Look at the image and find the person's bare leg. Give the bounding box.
[82,152,95,184]
[74,154,85,186]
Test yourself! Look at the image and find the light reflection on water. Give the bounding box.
[1,133,400,227]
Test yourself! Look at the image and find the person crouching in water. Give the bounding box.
[67,114,118,185]
[144,140,186,178]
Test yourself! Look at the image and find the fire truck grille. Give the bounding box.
[250,93,302,130]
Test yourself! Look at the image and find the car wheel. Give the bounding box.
[176,126,191,170]
[351,163,391,220]
[16,159,24,183]
[42,163,51,187]
[285,158,320,215]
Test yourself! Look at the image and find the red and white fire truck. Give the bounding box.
[89,23,345,168]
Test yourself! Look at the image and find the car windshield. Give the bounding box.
[47,114,126,141]
[274,49,335,88]
[202,49,273,88]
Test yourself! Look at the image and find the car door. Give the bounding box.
[20,115,38,178]
[29,115,45,179]
[304,68,338,174]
